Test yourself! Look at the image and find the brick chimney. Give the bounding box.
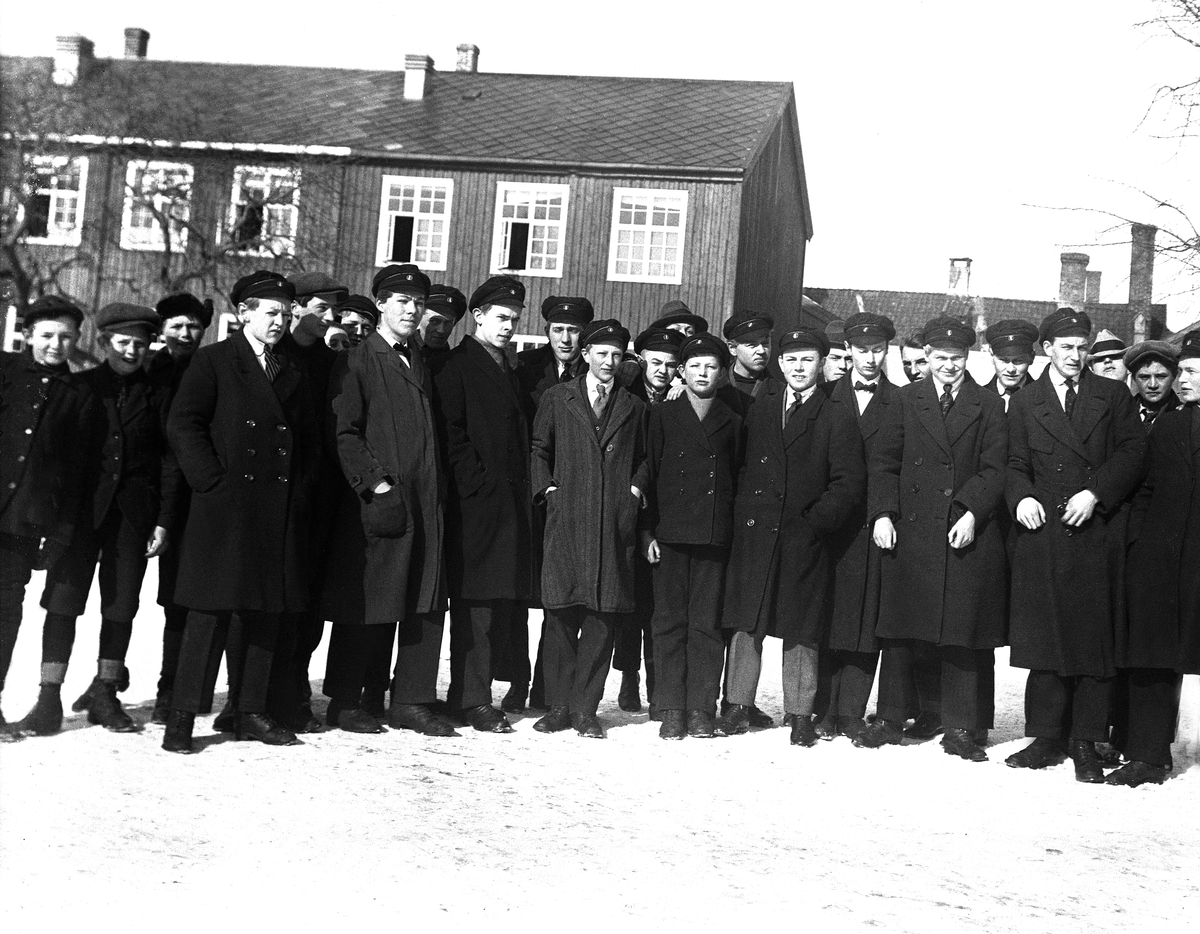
[456,44,480,73]
[53,34,94,86]
[1129,223,1156,311]
[1084,270,1102,305]
[124,27,150,59]
[404,54,434,101]
[948,257,972,297]
[1058,252,1089,310]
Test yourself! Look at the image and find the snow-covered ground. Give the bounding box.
[2,566,1198,933]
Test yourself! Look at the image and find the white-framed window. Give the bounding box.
[22,155,88,246]
[606,187,688,284]
[226,165,301,257]
[120,160,194,251]
[376,176,453,270]
[489,183,569,278]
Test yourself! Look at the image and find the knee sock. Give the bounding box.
[98,618,133,663]
[42,612,77,669]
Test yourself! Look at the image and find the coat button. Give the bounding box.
[277,448,287,456]
[245,474,254,481]
[943,489,952,496]
[247,448,256,456]
[607,444,614,452]
[17,455,25,462]
[914,457,923,466]
[6,482,15,490]
[709,471,714,478]
[755,489,764,496]
[908,514,916,522]
[912,484,920,493]
[1056,465,1063,472]
[761,456,768,463]
[41,377,49,383]
[24,428,32,434]
[280,477,288,483]
[277,424,287,432]
[746,518,755,527]
[246,419,256,427]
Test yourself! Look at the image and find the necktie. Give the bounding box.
[854,381,876,394]
[593,382,608,419]
[940,383,954,418]
[1064,378,1077,419]
[1141,405,1157,426]
[559,364,573,384]
[784,394,800,427]
[262,346,281,383]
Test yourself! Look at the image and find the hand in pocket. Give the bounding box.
[364,486,409,538]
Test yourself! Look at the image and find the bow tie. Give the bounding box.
[854,381,877,394]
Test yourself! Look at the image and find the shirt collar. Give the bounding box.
[1046,366,1076,389]
[242,329,268,357]
[585,371,613,397]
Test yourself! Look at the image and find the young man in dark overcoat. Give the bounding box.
[982,319,1039,412]
[720,328,866,746]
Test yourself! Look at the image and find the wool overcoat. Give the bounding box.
[321,331,445,624]
[145,350,193,606]
[1005,368,1146,677]
[871,376,1009,648]
[517,343,582,411]
[167,332,321,613]
[531,375,650,613]
[722,380,866,645]
[824,373,899,653]
[433,336,536,602]
[1123,406,1200,674]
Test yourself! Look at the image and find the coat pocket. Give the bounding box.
[363,487,409,539]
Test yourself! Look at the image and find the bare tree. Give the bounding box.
[1138,0,1200,139]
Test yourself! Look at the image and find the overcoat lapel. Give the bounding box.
[233,332,287,421]
[699,398,733,443]
[783,386,821,448]
[599,387,636,448]
[462,337,519,406]
[1029,369,1089,462]
[1071,373,1108,444]
[565,375,598,438]
[914,378,952,457]
[944,378,981,449]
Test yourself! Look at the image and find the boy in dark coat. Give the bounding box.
[643,333,743,739]
[720,328,866,746]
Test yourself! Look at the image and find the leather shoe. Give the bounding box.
[838,716,867,742]
[289,704,323,734]
[361,692,387,721]
[1105,760,1169,787]
[853,718,905,748]
[533,705,572,733]
[659,710,686,740]
[236,712,301,746]
[941,728,988,762]
[388,703,459,737]
[717,704,750,736]
[212,701,237,733]
[79,679,138,732]
[904,712,944,741]
[327,705,385,734]
[162,710,195,753]
[1094,742,1124,767]
[617,671,642,712]
[813,714,838,740]
[1068,740,1106,783]
[790,715,818,747]
[748,705,775,729]
[1005,737,1065,770]
[461,704,514,734]
[151,690,172,725]
[687,709,716,738]
[500,682,528,713]
[572,711,604,738]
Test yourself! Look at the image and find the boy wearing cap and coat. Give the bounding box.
[983,319,1039,412]
[1004,308,1146,782]
[419,284,467,374]
[530,318,650,738]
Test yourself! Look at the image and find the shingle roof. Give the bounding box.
[1,55,793,173]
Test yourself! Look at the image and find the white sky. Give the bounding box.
[4,0,1198,326]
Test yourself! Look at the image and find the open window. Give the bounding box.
[490,183,569,278]
[227,165,301,257]
[376,176,453,270]
[120,160,194,252]
[22,155,88,246]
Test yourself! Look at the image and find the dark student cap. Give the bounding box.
[920,316,976,351]
[288,271,349,303]
[24,295,84,329]
[1180,331,1200,361]
[1039,307,1092,344]
[157,292,212,329]
[681,332,732,368]
[95,302,160,336]
[843,312,897,345]
[540,295,594,327]
[654,299,708,333]
[580,319,630,350]
[469,275,525,311]
[722,309,775,342]
[230,270,295,306]
[1124,340,1179,374]
[985,319,1038,358]
[634,326,684,356]
[778,328,831,357]
[339,294,378,325]
[1088,329,1126,361]
[825,319,847,347]
[372,263,431,299]
[426,285,468,322]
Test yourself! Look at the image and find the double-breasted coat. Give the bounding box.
[1123,405,1200,674]
[872,376,1009,648]
[1005,368,1146,677]
[824,373,898,653]
[433,336,536,602]
[530,375,650,613]
[722,380,866,645]
[321,331,446,625]
[167,332,321,614]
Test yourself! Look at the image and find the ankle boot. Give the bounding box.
[162,709,195,753]
[20,683,64,736]
[151,689,173,725]
[84,679,138,732]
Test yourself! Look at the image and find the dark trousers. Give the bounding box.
[325,614,444,706]
[613,554,655,693]
[173,610,289,715]
[495,607,535,684]
[156,603,189,694]
[542,606,617,715]
[41,613,133,666]
[291,608,326,704]
[912,649,942,718]
[650,543,726,712]
[876,641,994,730]
[1024,669,1114,742]
[41,505,147,624]
[448,599,520,710]
[0,534,38,693]
[814,649,879,722]
[1117,668,1183,768]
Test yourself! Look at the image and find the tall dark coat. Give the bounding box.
[722,380,866,645]
[872,376,1009,648]
[433,336,536,602]
[531,375,650,613]
[146,350,194,606]
[1123,405,1200,674]
[824,373,899,653]
[321,331,446,624]
[167,332,321,613]
[1005,368,1146,676]
[517,343,582,411]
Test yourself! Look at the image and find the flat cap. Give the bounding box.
[373,263,430,299]
[723,309,774,342]
[844,312,896,345]
[778,327,831,357]
[231,270,295,306]
[824,319,847,347]
[681,332,731,367]
[634,326,684,356]
[157,292,212,329]
[470,275,525,310]
[1124,340,1179,373]
[289,271,348,301]
[1039,307,1092,344]
[24,295,84,329]
[1088,328,1126,360]
[985,318,1039,356]
[654,299,708,334]
[95,302,160,334]
[920,316,976,351]
[540,295,594,327]
[339,294,378,325]
[1180,331,1200,361]
[426,285,467,322]
[581,318,630,349]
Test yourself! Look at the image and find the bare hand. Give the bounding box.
[643,534,660,564]
[145,526,169,558]
[872,516,896,550]
[947,511,975,549]
[373,480,393,495]
[544,485,558,496]
[665,383,686,401]
[1061,489,1099,527]
[631,486,645,508]
[1016,497,1045,530]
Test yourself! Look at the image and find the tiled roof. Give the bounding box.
[1,55,793,172]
